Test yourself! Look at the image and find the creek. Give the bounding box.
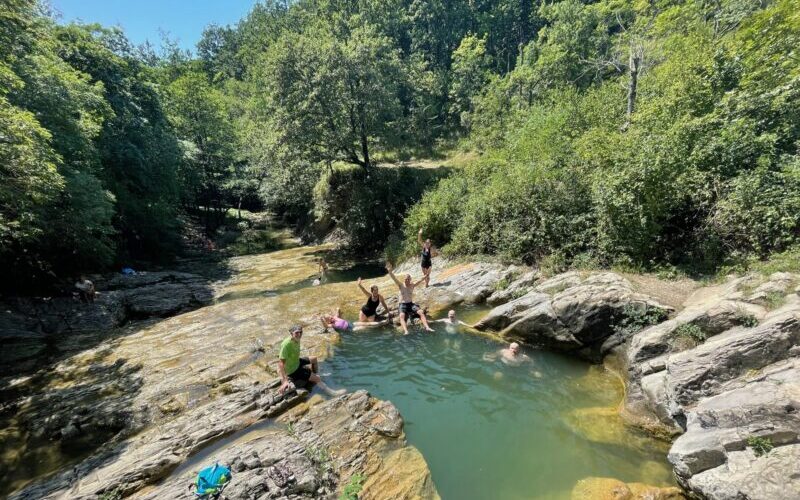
[1,242,675,499]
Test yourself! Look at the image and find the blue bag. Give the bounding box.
[195,463,231,497]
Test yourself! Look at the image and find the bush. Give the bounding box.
[746,436,773,457]
[613,304,669,337]
[339,473,366,500]
[314,165,447,254]
[673,323,707,344]
[712,162,800,257]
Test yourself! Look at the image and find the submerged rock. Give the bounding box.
[571,477,684,500]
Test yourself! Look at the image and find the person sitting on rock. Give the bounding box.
[386,263,434,334]
[278,325,344,396]
[357,277,390,322]
[74,275,96,303]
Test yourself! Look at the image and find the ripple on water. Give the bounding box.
[322,312,675,500]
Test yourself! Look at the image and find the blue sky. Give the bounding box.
[52,0,258,52]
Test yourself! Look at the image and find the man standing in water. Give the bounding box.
[278,325,344,396]
[386,263,434,334]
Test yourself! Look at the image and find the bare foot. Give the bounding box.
[330,388,346,396]
[425,327,434,332]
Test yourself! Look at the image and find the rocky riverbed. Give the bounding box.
[2,249,797,499]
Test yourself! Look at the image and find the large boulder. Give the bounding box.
[474,272,672,359]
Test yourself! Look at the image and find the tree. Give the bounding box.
[449,34,492,129]
[258,21,404,170]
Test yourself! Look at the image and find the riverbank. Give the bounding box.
[3,245,797,499]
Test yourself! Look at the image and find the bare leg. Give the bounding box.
[308,356,319,374]
[424,268,431,287]
[309,373,345,396]
[399,312,409,335]
[359,310,369,322]
[418,311,434,332]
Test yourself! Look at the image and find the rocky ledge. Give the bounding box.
[624,272,800,500]
[10,386,437,500]
[0,271,213,374]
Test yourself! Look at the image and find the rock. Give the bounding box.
[10,389,437,500]
[571,477,685,499]
[486,270,540,305]
[474,272,671,359]
[624,273,800,500]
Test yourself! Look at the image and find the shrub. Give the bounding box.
[712,162,800,257]
[673,323,707,343]
[339,473,366,500]
[734,309,759,327]
[613,304,669,337]
[746,436,773,457]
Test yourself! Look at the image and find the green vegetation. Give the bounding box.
[763,292,787,310]
[339,473,366,500]
[403,0,800,274]
[613,304,668,337]
[673,324,708,344]
[746,436,774,457]
[4,0,800,291]
[734,310,759,328]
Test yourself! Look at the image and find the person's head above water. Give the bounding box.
[448,310,456,320]
[509,342,520,355]
[289,324,303,340]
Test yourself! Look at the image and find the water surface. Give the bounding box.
[324,308,674,500]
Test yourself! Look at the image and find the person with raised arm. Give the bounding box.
[386,262,434,334]
[417,228,438,288]
[357,277,390,322]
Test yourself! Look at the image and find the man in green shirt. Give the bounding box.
[278,325,344,396]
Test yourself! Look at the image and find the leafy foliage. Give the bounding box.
[673,324,707,344]
[746,436,773,457]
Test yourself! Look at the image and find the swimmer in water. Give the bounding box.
[435,309,470,327]
[483,342,531,366]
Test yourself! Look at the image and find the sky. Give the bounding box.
[51,0,258,52]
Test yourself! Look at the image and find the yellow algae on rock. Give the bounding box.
[571,477,684,500]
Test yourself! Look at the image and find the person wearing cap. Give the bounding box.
[277,325,345,396]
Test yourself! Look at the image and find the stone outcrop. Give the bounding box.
[10,388,437,500]
[624,272,800,499]
[473,272,672,360]
[0,271,213,374]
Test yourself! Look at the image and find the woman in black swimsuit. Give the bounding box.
[357,277,390,322]
[418,228,437,288]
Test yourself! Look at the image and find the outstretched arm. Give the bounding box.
[417,228,424,247]
[386,263,402,287]
[379,294,390,315]
[357,278,371,298]
[413,276,427,288]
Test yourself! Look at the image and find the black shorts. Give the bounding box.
[361,305,378,317]
[288,357,312,382]
[400,302,420,317]
[421,262,432,271]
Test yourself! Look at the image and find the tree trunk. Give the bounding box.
[623,49,640,131]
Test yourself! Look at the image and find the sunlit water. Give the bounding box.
[323,307,674,500]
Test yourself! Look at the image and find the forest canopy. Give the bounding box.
[1,0,799,290]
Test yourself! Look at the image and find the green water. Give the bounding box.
[323,308,674,500]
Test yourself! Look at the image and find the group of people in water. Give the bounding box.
[278,229,530,394]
